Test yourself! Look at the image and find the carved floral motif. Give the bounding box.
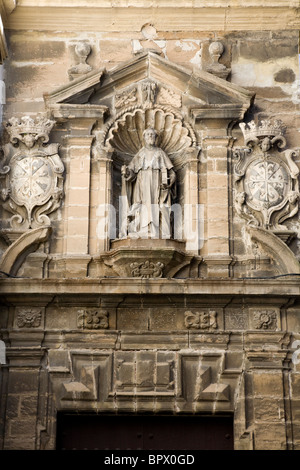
[77,309,109,329]
[156,86,182,107]
[16,308,42,328]
[184,310,218,330]
[0,115,64,229]
[252,310,277,330]
[115,88,138,109]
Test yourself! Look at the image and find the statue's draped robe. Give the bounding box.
[121,147,175,238]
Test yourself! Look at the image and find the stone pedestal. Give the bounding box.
[98,238,193,278]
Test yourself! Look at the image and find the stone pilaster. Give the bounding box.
[62,129,94,276]
[236,332,291,450]
[95,149,113,254]
[182,148,201,254]
[2,348,45,450]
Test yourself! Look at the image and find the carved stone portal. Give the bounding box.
[0,115,64,230]
[234,119,299,240]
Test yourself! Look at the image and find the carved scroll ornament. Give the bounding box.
[233,119,299,235]
[184,310,218,330]
[0,115,64,230]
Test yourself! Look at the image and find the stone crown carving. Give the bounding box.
[239,119,286,147]
[5,115,55,147]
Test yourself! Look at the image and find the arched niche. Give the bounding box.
[97,106,199,243]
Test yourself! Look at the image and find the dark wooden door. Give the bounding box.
[56,414,234,450]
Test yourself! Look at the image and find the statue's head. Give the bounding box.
[260,137,271,153]
[143,127,157,147]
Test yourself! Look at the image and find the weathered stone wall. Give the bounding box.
[0,1,300,451]
[2,28,299,276]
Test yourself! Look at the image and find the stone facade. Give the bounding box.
[0,0,300,450]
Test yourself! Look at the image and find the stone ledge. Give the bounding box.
[5,5,300,32]
[1,277,300,297]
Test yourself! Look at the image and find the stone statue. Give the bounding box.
[120,127,176,239]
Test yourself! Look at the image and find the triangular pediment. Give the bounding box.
[44,51,254,119]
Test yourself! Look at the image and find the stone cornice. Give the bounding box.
[1,277,300,298]
[4,3,300,32]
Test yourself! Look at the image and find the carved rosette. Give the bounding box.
[233,119,299,236]
[251,309,277,330]
[15,307,42,328]
[0,115,64,230]
[77,309,109,329]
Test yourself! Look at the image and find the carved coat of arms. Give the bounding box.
[0,115,64,229]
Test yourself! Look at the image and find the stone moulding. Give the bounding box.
[4,4,300,33]
[251,309,277,330]
[130,260,164,279]
[248,226,300,275]
[44,68,106,107]
[0,226,52,276]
